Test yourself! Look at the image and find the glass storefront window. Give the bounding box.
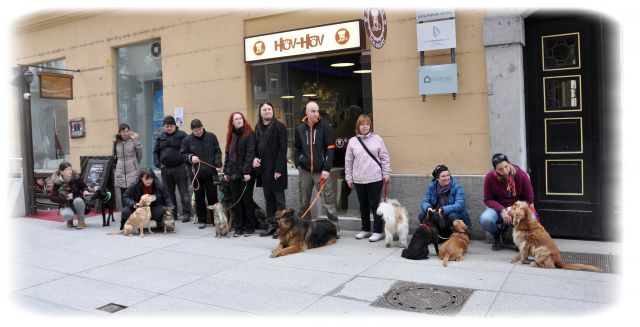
[30,60,70,170]
[250,52,372,168]
[116,39,163,168]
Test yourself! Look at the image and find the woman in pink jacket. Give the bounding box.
[345,114,391,242]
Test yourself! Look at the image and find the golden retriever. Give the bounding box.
[508,201,601,272]
[123,194,157,237]
[439,220,470,267]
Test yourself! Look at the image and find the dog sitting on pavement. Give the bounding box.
[163,206,176,234]
[123,194,156,237]
[439,220,470,267]
[208,203,231,238]
[376,199,409,248]
[401,210,446,260]
[90,186,115,227]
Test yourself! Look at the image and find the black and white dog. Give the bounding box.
[91,187,115,227]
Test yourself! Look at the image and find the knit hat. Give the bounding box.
[163,116,176,126]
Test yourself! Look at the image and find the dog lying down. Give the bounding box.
[270,208,337,258]
[508,201,601,272]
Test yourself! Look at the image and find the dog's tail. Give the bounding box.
[557,261,602,272]
[442,253,450,267]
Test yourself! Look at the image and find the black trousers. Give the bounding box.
[230,178,256,232]
[194,175,218,224]
[262,185,285,220]
[160,165,191,217]
[121,204,164,228]
[354,181,384,234]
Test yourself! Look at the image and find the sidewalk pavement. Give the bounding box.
[6,213,624,321]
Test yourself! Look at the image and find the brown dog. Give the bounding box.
[438,220,470,267]
[508,201,601,272]
[123,194,157,237]
[208,203,231,238]
[270,208,337,258]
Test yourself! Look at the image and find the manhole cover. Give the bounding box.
[96,303,127,313]
[560,251,619,274]
[371,281,473,316]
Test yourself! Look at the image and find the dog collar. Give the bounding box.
[104,191,111,203]
[420,224,432,233]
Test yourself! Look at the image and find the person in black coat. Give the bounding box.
[180,119,223,229]
[224,112,257,237]
[253,102,288,238]
[153,115,191,223]
[120,168,173,231]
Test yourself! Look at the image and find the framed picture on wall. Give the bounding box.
[69,118,85,138]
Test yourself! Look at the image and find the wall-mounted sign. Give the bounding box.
[418,64,458,95]
[38,72,74,100]
[417,19,457,51]
[69,117,86,138]
[364,8,388,49]
[416,10,455,22]
[244,20,364,63]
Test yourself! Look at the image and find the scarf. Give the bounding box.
[436,182,450,208]
[229,128,242,162]
[494,164,517,197]
[143,185,154,195]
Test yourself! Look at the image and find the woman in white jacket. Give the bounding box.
[344,114,391,242]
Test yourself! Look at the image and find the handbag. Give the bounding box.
[356,137,382,169]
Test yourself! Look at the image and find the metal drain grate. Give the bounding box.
[96,303,128,313]
[371,281,474,316]
[560,251,619,274]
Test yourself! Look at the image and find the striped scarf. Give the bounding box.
[494,164,517,197]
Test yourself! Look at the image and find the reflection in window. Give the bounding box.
[542,33,580,70]
[544,76,581,111]
[29,60,70,170]
[116,40,163,168]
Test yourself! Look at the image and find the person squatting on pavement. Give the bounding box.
[121,168,174,231]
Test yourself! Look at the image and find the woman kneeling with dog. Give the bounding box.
[419,165,472,239]
[50,162,92,229]
[120,168,173,231]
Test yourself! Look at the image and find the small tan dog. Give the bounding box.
[508,201,601,272]
[208,203,231,238]
[123,194,157,237]
[439,220,470,267]
[163,206,176,234]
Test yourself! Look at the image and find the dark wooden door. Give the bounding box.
[524,12,617,239]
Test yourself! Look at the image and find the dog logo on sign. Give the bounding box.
[253,41,265,56]
[364,8,388,49]
[335,28,350,45]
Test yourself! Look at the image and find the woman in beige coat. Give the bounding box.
[113,123,142,209]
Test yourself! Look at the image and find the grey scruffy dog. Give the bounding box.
[163,206,176,233]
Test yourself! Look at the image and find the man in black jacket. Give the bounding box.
[153,116,191,223]
[180,119,223,229]
[253,102,288,238]
[294,101,340,237]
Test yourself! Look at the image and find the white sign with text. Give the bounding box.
[417,19,457,51]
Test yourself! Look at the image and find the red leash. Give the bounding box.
[300,177,326,219]
[380,179,389,203]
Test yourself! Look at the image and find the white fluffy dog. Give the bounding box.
[376,199,409,248]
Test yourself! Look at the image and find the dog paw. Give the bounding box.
[270,253,278,258]
[511,259,523,264]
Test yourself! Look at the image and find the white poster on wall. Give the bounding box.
[417,19,456,51]
[174,107,184,126]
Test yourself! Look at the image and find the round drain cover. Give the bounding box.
[372,282,473,315]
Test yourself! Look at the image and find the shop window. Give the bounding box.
[116,39,163,168]
[250,52,372,168]
[29,60,70,170]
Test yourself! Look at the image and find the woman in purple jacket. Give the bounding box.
[479,153,537,250]
[345,114,391,242]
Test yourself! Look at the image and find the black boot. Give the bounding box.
[260,224,277,237]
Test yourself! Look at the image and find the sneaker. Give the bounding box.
[491,233,503,251]
[355,231,372,239]
[233,230,243,237]
[369,233,384,242]
[198,224,206,229]
[66,220,74,228]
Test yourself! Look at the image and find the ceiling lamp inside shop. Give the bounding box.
[353,69,371,74]
[330,62,355,67]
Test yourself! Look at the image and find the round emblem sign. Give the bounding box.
[364,8,387,49]
[253,41,265,56]
[336,138,345,149]
[335,28,350,45]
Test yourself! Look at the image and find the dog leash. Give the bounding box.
[300,177,326,220]
[190,159,219,191]
[224,181,249,211]
[380,179,389,203]
[420,223,449,240]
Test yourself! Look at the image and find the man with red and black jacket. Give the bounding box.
[294,101,340,237]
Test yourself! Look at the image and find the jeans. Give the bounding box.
[60,197,86,223]
[479,207,538,236]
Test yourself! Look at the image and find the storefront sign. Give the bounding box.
[416,10,455,22]
[244,21,364,62]
[418,64,458,95]
[38,72,74,100]
[417,19,456,51]
[364,8,388,49]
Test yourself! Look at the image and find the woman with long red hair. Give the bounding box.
[223,112,257,237]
